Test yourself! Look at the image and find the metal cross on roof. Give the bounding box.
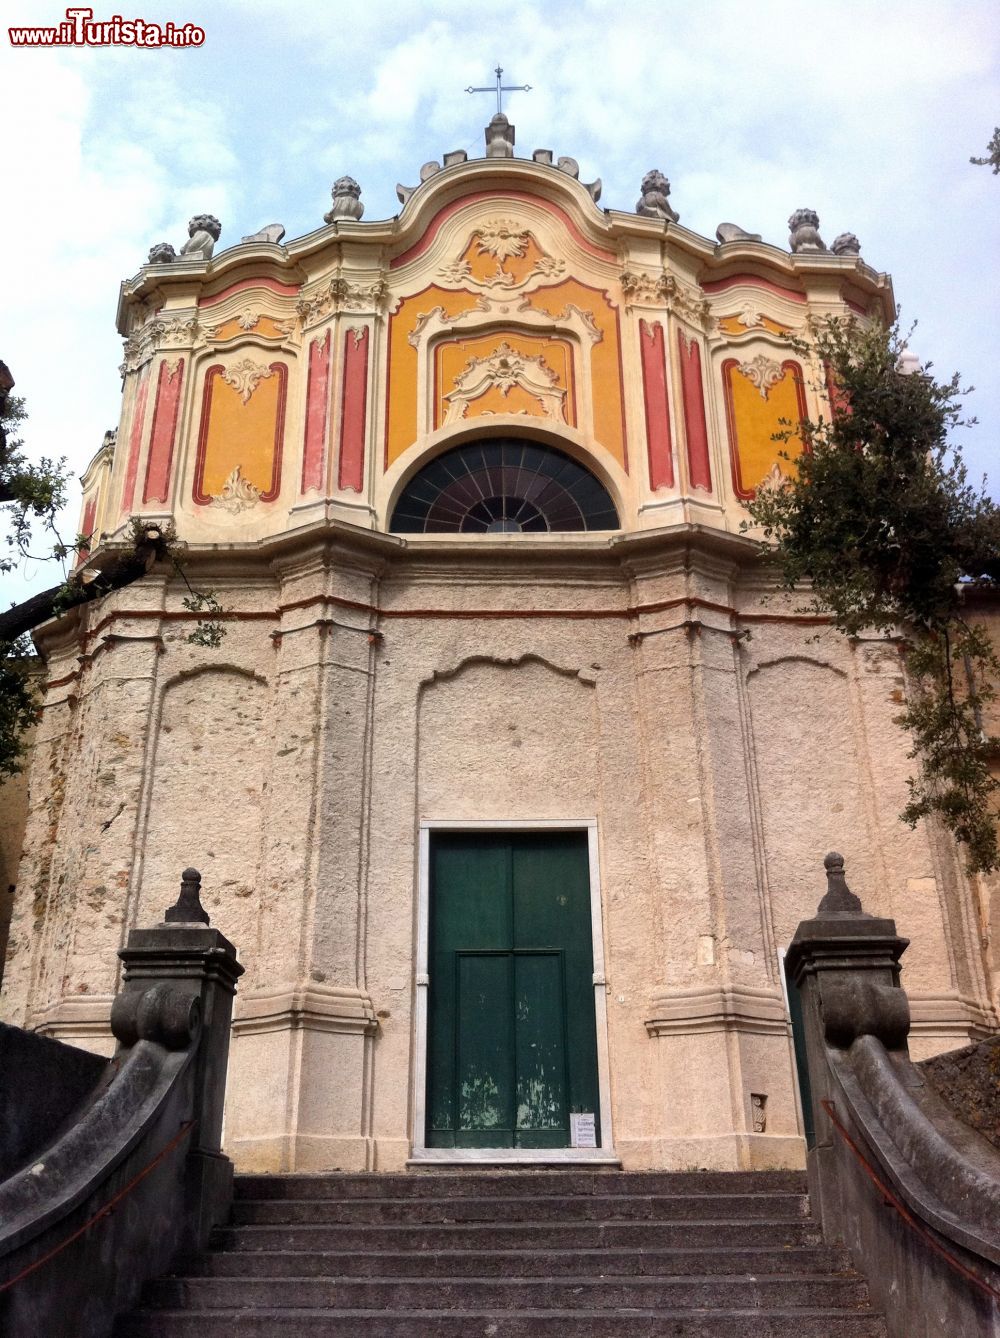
[465,65,531,116]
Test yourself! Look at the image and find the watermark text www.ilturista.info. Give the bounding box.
[9,7,204,46]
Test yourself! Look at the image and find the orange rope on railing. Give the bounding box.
[820,1098,1000,1304]
[0,1120,194,1294]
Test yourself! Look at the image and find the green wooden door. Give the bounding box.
[426,830,601,1149]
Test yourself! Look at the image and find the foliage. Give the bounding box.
[744,319,1000,873]
[970,127,1000,174]
[0,638,40,784]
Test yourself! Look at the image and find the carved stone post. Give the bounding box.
[115,868,244,1246]
[784,853,909,1235]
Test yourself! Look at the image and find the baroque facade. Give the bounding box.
[2,115,997,1173]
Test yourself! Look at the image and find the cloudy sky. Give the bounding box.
[1,0,997,604]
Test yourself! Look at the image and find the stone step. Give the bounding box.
[211,1217,825,1251]
[179,1244,851,1278]
[115,1306,889,1337]
[142,1274,870,1312]
[230,1192,811,1226]
[234,1170,808,1200]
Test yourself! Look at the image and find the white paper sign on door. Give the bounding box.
[570,1112,597,1148]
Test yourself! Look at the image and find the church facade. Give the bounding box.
[2,115,996,1173]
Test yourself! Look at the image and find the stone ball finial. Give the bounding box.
[818,851,865,917]
[832,231,861,257]
[636,169,679,223]
[147,241,177,265]
[325,175,364,223]
[788,208,826,253]
[179,214,221,260]
[485,113,515,158]
[164,866,211,925]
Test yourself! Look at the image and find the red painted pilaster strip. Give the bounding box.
[121,366,151,515]
[301,331,332,494]
[640,320,673,490]
[143,359,184,505]
[678,331,712,493]
[76,496,98,567]
[338,327,369,493]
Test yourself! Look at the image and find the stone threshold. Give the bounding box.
[406,1147,621,1167]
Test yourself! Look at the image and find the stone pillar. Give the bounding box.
[115,868,244,1245]
[784,852,909,1234]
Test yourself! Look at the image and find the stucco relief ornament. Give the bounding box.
[636,170,679,223]
[210,464,261,514]
[180,214,221,260]
[443,342,566,425]
[620,270,676,310]
[324,176,364,223]
[737,301,765,329]
[222,357,274,404]
[441,221,565,291]
[787,209,826,253]
[737,354,784,399]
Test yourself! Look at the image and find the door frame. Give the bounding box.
[410,819,616,1163]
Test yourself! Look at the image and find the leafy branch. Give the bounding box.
[743,318,1000,872]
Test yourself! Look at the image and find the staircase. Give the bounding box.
[115,1169,887,1336]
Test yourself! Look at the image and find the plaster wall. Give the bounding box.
[2,532,992,1172]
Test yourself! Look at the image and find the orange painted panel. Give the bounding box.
[722,358,807,499]
[384,279,626,471]
[385,285,485,466]
[718,314,790,338]
[194,363,287,504]
[528,279,626,469]
[435,333,575,429]
[208,314,289,342]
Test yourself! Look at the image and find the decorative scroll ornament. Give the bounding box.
[619,269,709,325]
[620,270,676,310]
[222,357,274,404]
[407,293,602,353]
[440,219,565,292]
[210,464,261,513]
[443,342,566,425]
[296,275,389,326]
[120,312,198,374]
[736,354,784,399]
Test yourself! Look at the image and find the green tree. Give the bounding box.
[744,320,1000,873]
[0,361,222,781]
[970,127,1000,173]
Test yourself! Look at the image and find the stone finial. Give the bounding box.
[443,149,468,168]
[831,231,861,256]
[179,214,221,260]
[241,223,286,245]
[325,175,364,224]
[716,222,762,244]
[896,347,922,376]
[164,866,211,925]
[485,112,515,158]
[817,851,865,917]
[636,170,679,223]
[147,241,177,264]
[788,208,826,253]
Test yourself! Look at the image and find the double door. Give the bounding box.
[426,830,601,1149]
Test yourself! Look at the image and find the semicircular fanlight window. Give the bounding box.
[389,439,619,534]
